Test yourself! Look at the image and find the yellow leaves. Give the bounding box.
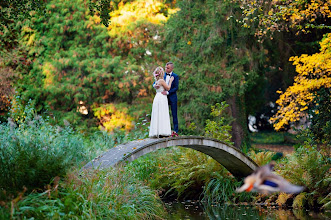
[245,0,331,36]
[299,101,307,106]
[93,103,134,132]
[271,34,331,130]
[42,62,57,88]
[107,0,179,36]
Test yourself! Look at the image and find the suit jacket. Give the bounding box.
[164,72,179,103]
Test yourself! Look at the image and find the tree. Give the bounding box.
[239,0,331,132]
[162,0,263,148]
[0,0,45,27]
[0,0,120,29]
[6,0,176,131]
[241,0,331,38]
[270,33,331,134]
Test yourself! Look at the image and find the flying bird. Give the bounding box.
[236,161,304,194]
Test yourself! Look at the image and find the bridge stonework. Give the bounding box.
[83,136,258,178]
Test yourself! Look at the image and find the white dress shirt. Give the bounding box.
[165,72,172,85]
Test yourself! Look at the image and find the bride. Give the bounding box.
[149,66,174,138]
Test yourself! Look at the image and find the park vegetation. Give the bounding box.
[1,0,330,218]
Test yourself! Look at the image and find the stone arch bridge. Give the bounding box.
[83,136,258,178]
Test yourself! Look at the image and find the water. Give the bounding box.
[164,200,331,219]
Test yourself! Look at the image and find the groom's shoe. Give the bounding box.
[171,131,179,137]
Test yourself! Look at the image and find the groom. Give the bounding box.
[161,62,179,136]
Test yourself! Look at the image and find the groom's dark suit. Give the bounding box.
[164,72,179,133]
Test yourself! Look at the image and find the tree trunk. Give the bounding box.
[227,94,248,149]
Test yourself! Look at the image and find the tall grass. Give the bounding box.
[1,168,166,219]
[0,113,87,195]
[202,171,253,205]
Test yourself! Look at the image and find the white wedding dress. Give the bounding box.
[149,80,172,137]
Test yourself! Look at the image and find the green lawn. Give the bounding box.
[250,131,300,145]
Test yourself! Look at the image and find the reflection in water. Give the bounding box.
[165,201,331,220]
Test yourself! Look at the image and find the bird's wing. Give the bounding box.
[261,173,304,194]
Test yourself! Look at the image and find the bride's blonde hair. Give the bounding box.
[153,66,164,81]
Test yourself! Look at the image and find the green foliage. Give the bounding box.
[148,148,223,199]
[0,98,137,199]
[293,192,307,209]
[1,168,166,219]
[4,0,175,131]
[202,171,252,205]
[310,87,331,146]
[275,145,330,210]
[162,0,262,134]
[250,131,299,145]
[0,0,46,30]
[128,146,253,204]
[204,102,233,144]
[129,147,221,199]
[240,0,331,37]
[247,150,275,166]
[0,101,87,194]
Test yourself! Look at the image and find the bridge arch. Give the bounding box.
[83,136,258,178]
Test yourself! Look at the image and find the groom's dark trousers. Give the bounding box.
[164,72,179,133]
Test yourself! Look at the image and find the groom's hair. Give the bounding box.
[166,62,174,67]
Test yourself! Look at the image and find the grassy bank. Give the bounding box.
[0,109,165,219]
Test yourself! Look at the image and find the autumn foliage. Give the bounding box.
[271,33,331,131]
[241,0,331,37]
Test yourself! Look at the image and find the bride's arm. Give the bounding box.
[159,78,173,91]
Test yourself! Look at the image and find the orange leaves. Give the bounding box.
[271,33,331,130]
[137,89,147,97]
